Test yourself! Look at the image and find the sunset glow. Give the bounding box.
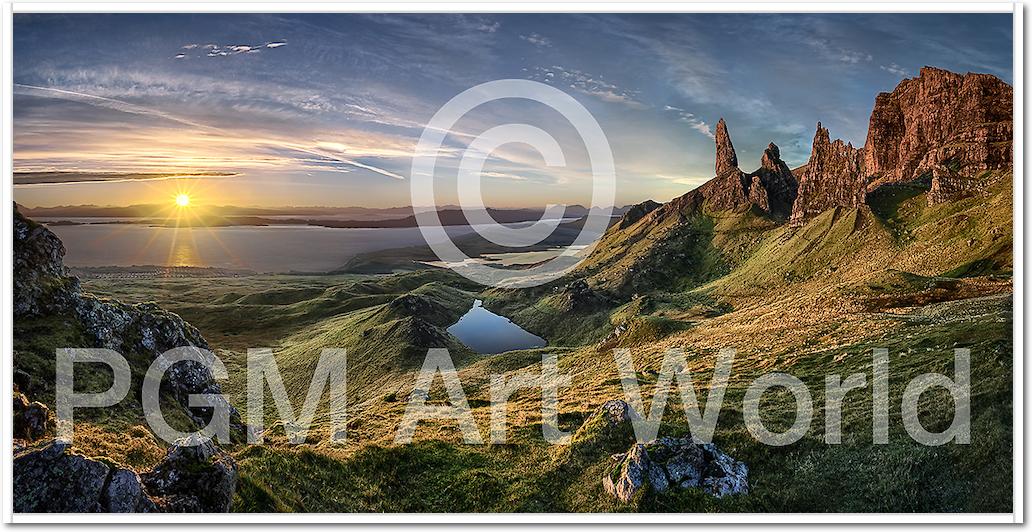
[175,193,191,207]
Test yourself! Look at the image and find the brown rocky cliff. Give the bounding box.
[750,143,798,219]
[863,66,1012,190]
[790,123,867,226]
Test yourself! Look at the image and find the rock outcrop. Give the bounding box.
[583,401,749,503]
[604,437,749,502]
[788,67,1012,223]
[789,123,867,225]
[863,66,1012,196]
[13,205,240,430]
[13,435,237,513]
[714,118,739,176]
[13,390,51,442]
[618,200,662,229]
[674,119,800,220]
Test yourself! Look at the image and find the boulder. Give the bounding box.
[141,434,238,512]
[603,436,748,502]
[13,435,237,513]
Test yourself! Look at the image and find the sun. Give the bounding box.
[175,194,191,207]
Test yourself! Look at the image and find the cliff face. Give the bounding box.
[863,67,1013,189]
[790,124,867,225]
[787,67,1012,223]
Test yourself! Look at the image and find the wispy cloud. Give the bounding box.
[519,33,551,47]
[529,65,646,109]
[880,63,908,76]
[663,105,714,139]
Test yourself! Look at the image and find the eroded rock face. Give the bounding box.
[604,437,749,503]
[790,123,867,226]
[13,436,236,513]
[692,121,799,219]
[714,118,739,176]
[752,143,799,219]
[863,66,1013,198]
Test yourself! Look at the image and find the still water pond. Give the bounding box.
[447,300,546,354]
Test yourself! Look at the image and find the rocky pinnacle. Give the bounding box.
[714,118,739,176]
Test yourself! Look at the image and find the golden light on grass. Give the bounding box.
[175,193,191,207]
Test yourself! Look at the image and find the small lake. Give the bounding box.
[447,299,546,354]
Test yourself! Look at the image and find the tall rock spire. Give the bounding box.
[714,118,739,176]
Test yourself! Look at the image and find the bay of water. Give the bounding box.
[47,223,481,273]
[447,299,546,354]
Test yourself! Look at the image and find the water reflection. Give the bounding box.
[447,299,546,354]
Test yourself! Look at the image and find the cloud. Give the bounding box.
[520,33,552,47]
[175,40,287,59]
[880,63,908,76]
[529,66,647,109]
[13,83,217,130]
[14,170,238,186]
[662,106,714,139]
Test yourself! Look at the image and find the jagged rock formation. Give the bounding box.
[643,119,800,222]
[751,143,799,219]
[13,435,237,513]
[13,206,240,430]
[621,67,1011,232]
[789,123,867,225]
[714,118,739,176]
[789,67,1012,222]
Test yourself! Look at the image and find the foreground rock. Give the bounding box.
[13,435,237,513]
[13,205,240,430]
[583,401,749,503]
[604,437,749,502]
[13,390,51,442]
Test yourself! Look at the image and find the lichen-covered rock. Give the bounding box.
[603,436,748,502]
[105,468,157,512]
[13,205,240,431]
[591,399,640,426]
[141,434,238,513]
[603,442,650,503]
[13,435,237,513]
[13,441,110,512]
[13,390,51,441]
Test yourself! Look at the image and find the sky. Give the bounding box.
[13,13,1013,209]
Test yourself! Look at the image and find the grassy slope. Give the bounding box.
[66,172,1013,512]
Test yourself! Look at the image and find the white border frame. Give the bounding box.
[1,1,1023,525]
